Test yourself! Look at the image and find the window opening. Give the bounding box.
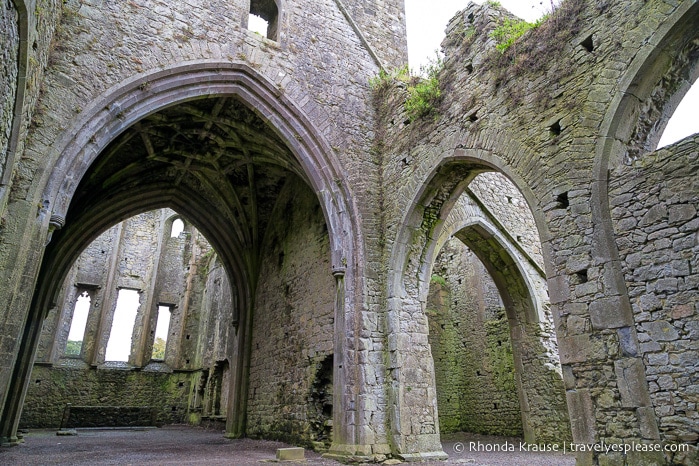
[248,14,269,36]
[65,291,91,356]
[105,289,140,362]
[658,80,699,148]
[152,305,172,360]
[170,218,184,238]
[248,0,279,40]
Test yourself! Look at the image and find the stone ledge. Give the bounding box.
[397,450,449,462]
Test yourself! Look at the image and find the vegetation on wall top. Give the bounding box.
[370,55,444,123]
[490,16,547,54]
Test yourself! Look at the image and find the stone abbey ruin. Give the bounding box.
[0,0,697,464]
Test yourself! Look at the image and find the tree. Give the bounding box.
[65,340,82,355]
[152,337,166,360]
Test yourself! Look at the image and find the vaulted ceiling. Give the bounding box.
[70,96,307,258]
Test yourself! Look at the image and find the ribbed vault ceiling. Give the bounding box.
[71,96,307,257]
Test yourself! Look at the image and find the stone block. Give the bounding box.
[614,358,652,408]
[559,333,606,364]
[617,326,638,357]
[637,407,660,440]
[626,447,667,466]
[671,303,694,319]
[589,295,633,329]
[567,315,590,335]
[641,321,679,342]
[639,204,668,227]
[276,447,305,461]
[668,204,696,224]
[565,389,595,444]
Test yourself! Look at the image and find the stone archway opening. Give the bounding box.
[423,172,570,446]
[387,158,572,459]
[22,208,244,429]
[14,92,340,448]
[426,238,524,438]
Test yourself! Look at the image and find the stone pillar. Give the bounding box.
[385,296,448,461]
[0,209,59,445]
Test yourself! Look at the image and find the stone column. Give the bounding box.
[385,295,448,461]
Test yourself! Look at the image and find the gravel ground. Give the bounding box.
[0,426,576,465]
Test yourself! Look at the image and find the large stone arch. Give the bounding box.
[591,1,699,273]
[385,147,566,458]
[585,3,699,464]
[0,62,367,454]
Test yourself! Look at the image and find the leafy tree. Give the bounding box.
[152,337,166,360]
[65,340,82,355]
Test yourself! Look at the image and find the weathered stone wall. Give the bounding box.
[10,0,398,207]
[155,217,189,306]
[21,206,245,432]
[2,0,698,463]
[0,0,63,423]
[198,259,234,368]
[427,238,523,436]
[116,212,160,291]
[373,1,698,462]
[19,365,192,428]
[0,1,19,177]
[188,257,235,424]
[168,229,212,372]
[342,0,408,69]
[31,209,216,369]
[246,177,335,447]
[469,172,544,269]
[609,139,699,464]
[0,0,407,444]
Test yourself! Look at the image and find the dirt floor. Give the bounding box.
[0,425,576,465]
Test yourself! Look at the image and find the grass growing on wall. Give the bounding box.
[490,17,547,54]
[370,56,444,123]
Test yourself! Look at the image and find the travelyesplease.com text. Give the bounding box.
[453,441,689,455]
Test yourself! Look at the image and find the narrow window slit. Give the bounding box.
[555,192,569,209]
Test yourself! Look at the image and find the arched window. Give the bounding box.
[170,218,184,238]
[248,0,279,41]
[151,305,172,360]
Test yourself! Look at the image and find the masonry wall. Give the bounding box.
[0,1,19,175]
[469,172,544,269]
[0,0,407,435]
[373,1,698,461]
[19,366,192,428]
[342,0,408,68]
[2,0,698,462]
[21,209,225,428]
[0,0,64,416]
[427,238,523,436]
[188,258,235,424]
[34,224,118,366]
[609,138,699,464]
[170,229,212,372]
[246,177,335,447]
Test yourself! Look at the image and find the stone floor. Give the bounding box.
[0,426,576,465]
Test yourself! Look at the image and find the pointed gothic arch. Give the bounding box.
[385,148,569,458]
[0,62,366,453]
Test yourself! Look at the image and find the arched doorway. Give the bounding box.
[386,152,571,459]
[1,63,364,454]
